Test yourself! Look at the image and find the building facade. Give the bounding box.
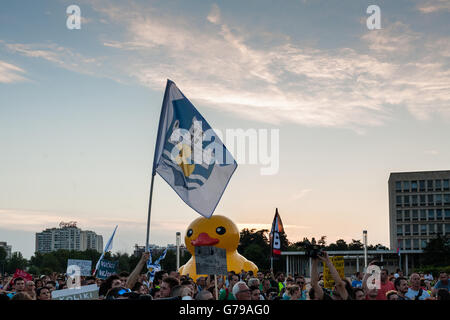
[389,170,450,251]
[36,223,103,253]
[0,242,12,259]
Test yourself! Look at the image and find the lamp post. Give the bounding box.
[363,230,368,270]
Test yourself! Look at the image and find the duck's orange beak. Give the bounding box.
[191,232,219,246]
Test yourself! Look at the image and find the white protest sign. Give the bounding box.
[67,259,92,276]
[51,284,99,300]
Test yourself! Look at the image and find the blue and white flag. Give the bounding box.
[93,225,118,276]
[152,80,237,218]
[146,248,168,283]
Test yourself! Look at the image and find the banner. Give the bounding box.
[67,259,92,276]
[51,284,99,300]
[323,256,345,289]
[96,259,118,280]
[12,269,32,282]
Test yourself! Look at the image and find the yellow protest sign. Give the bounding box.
[323,256,345,289]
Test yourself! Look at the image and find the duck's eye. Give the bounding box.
[216,226,226,235]
[187,229,193,237]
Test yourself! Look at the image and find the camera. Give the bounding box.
[304,243,324,259]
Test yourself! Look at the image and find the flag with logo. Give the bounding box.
[147,248,168,283]
[270,208,284,258]
[152,80,237,218]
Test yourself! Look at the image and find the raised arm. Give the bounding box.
[318,252,347,300]
[125,251,150,290]
[311,257,324,300]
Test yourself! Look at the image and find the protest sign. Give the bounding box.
[67,259,92,276]
[195,246,227,276]
[51,284,99,300]
[97,259,118,280]
[323,256,345,289]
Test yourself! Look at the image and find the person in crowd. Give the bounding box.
[283,284,302,300]
[219,273,238,300]
[424,272,434,281]
[386,290,399,300]
[132,282,148,295]
[125,251,149,290]
[406,273,431,300]
[105,287,133,300]
[353,288,365,300]
[394,269,403,279]
[36,286,51,300]
[196,289,214,300]
[375,269,395,300]
[436,288,450,300]
[158,276,180,298]
[7,277,26,299]
[232,281,251,300]
[46,280,56,292]
[261,278,272,299]
[150,287,161,299]
[25,280,36,299]
[432,272,450,295]
[275,272,286,295]
[249,285,262,300]
[352,272,363,288]
[11,292,33,300]
[394,277,410,300]
[366,288,378,300]
[99,275,122,297]
[35,278,43,289]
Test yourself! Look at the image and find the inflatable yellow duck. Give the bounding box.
[179,215,258,280]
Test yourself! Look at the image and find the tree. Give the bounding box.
[348,239,363,250]
[6,252,28,273]
[326,239,348,251]
[422,235,450,266]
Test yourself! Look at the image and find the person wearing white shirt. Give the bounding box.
[405,273,431,300]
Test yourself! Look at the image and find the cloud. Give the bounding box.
[5,1,450,130]
[292,189,312,200]
[0,60,27,83]
[424,150,440,156]
[417,0,450,13]
[93,2,450,130]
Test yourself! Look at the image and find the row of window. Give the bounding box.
[395,179,450,193]
[396,194,450,206]
[396,223,450,236]
[396,209,450,221]
[398,239,428,250]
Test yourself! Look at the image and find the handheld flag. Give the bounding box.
[270,208,284,258]
[152,80,237,218]
[93,225,118,276]
[147,248,168,283]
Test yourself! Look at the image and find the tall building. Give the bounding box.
[0,241,12,259]
[389,170,450,251]
[36,222,103,253]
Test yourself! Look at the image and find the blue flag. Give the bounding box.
[153,80,237,218]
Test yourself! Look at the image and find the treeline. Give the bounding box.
[1,230,448,275]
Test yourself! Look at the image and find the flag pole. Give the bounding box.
[145,173,156,252]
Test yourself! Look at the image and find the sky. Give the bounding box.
[1,0,449,259]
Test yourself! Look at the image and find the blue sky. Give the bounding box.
[1,0,449,258]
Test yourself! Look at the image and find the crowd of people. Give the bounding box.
[0,251,449,301]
